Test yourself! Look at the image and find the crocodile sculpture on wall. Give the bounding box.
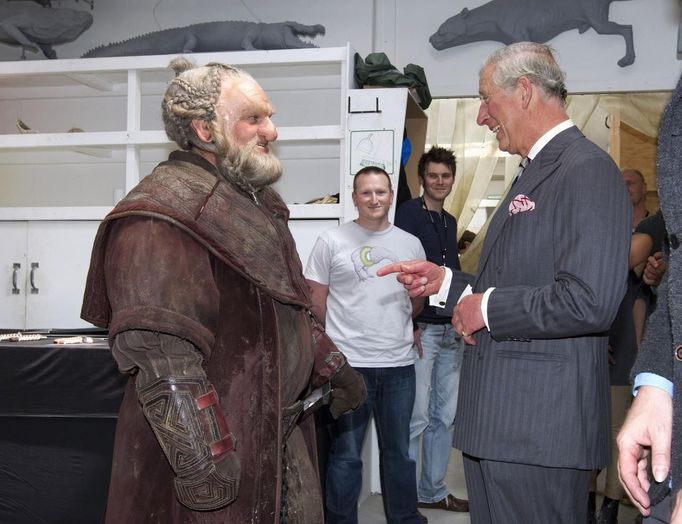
[81,20,326,58]
[430,0,635,67]
[0,2,93,59]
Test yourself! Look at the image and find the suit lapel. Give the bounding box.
[474,127,585,288]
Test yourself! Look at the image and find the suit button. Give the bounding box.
[670,234,680,250]
[675,345,682,361]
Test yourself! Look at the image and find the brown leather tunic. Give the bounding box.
[82,151,337,523]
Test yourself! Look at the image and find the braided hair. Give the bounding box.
[162,58,252,151]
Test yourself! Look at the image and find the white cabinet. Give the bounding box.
[0,221,99,329]
[1,223,27,328]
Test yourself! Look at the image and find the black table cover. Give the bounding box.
[0,337,126,524]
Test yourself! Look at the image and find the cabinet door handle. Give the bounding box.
[12,263,21,294]
[30,262,39,294]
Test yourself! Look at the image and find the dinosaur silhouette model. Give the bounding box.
[0,2,93,59]
[430,0,635,67]
[81,20,326,58]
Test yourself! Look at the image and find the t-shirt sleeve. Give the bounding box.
[304,234,332,285]
[415,240,426,260]
[635,213,667,254]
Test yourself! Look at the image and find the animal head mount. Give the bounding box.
[430,0,635,67]
[430,8,471,50]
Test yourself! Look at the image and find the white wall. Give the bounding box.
[2,0,681,95]
[390,0,682,95]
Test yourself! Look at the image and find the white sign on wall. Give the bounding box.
[349,129,395,175]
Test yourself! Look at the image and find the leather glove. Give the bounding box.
[328,363,367,418]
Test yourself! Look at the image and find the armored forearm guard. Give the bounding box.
[137,377,240,511]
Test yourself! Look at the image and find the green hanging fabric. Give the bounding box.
[354,52,432,109]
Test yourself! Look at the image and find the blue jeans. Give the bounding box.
[408,323,463,503]
[325,365,420,524]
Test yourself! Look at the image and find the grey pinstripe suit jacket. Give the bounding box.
[449,126,631,469]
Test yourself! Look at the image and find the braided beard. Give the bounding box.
[214,133,282,194]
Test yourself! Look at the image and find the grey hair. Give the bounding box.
[162,57,253,150]
[483,42,568,104]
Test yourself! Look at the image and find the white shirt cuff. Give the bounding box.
[429,267,452,308]
[481,287,495,331]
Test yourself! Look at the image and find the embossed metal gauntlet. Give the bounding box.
[137,377,240,511]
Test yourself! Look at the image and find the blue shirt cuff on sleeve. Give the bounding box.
[633,372,674,398]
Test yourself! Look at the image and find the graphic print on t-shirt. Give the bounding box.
[351,245,398,281]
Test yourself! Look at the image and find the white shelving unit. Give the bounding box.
[0,46,354,221]
[0,44,424,332]
[0,46,356,329]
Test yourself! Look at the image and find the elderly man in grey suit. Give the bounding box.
[379,42,631,524]
[617,71,682,523]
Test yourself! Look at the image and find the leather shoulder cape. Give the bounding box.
[82,150,312,329]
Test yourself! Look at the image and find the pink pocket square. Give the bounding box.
[508,194,535,216]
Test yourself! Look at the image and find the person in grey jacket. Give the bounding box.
[617,71,682,523]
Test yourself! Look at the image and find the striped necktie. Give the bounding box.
[512,157,530,186]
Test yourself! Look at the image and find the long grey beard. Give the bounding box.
[216,138,283,194]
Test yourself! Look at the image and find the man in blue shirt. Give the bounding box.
[395,146,470,513]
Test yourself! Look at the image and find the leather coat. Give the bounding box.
[82,151,343,523]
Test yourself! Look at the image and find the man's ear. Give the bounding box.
[518,76,533,109]
[191,119,213,143]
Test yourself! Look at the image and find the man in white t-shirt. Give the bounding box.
[305,166,427,524]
